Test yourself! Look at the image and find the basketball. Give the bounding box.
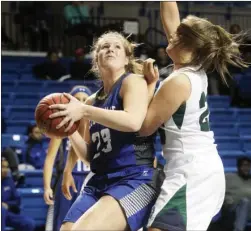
[35,93,80,138]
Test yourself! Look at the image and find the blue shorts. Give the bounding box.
[64,166,164,231]
[53,173,87,231]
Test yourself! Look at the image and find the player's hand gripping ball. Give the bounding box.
[35,93,80,138]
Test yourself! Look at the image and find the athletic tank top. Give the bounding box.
[89,73,155,174]
[159,66,216,158]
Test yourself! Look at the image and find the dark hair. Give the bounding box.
[27,124,37,135]
[46,48,58,58]
[237,156,251,168]
[174,15,248,84]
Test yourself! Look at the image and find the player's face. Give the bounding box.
[1,160,9,179]
[74,92,89,103]
[97,37,129,72]
[166,32,181,63]
[166,33,193,66]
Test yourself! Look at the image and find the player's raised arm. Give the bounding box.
[160,1,180,41]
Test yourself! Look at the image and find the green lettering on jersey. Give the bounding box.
[199,92,210,132]
[172,102,186,129]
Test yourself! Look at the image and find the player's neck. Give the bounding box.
[102,69,126,94]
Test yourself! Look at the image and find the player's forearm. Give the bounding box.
[43,138,61,190]
[148,82,157,104]
[68,132,89,165]
[160,1,180,40]
[63,147,79,173]
[81,104,144,132]
[43,157,55,190]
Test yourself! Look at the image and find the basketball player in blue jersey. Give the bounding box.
[49,31,164,231]
[43,86,92,231]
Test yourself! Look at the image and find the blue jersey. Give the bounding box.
[89,73,155,174]
[56,139,90,174]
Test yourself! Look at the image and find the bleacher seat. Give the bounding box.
[18,188,48,226]
[8,106,36,120]
[237,109,251,122]
[211,123,238,137]
[44,81,72,94]
[215,137,243,151]
[19,170,44,187]
[2,106,10,119]
[241,136,251,151]
[207,96,230,109]
[16,81,44,93]
[210,108,237,122]
[5,120,36,134]
[224,166,237,172]
[239,123,251,136]
[219,151,246,168]
[2,63,21,73]
[2,80,17,93]
[2,73,19,80]
[1,134,28,149]
[20,73,36,81]
[13,93,41,106]
[2,92,14,105]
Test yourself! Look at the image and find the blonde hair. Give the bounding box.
[91,31,143,76]
[174,15,248,84]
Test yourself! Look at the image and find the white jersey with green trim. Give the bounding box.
[159,66,216,158]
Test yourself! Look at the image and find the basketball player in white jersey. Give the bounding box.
[140,2,248,231]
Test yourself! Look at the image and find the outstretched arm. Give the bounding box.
[160,1,180,41]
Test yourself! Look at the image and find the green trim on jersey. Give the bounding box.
[172,102,186,129]
[199,92,210,132]
[157,184,187,229]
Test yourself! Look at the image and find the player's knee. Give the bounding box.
[60,222,73,231]
[20,217,36,231]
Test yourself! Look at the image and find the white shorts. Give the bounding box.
[147,151,225,231]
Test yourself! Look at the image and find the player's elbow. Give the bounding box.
[127,122,141,132]
[139,124,155,137]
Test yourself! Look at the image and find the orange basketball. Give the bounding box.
[35,93,80,138]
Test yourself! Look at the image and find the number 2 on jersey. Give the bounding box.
[92,128,112,153]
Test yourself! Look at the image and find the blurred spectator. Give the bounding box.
[32,49,67,80]
[25,124,46,169]
[64,1,89,25]
[230,24,241,34]
[64,1,95,51]
[155,46,172,80]
[229,32,251,106]
[2,148,24,186]
[220,156,251,231]
[207,71,221,95]
[14,2,50,51]
[1,26,17,50]
[1,158,36,231]
[69,48,93,80]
